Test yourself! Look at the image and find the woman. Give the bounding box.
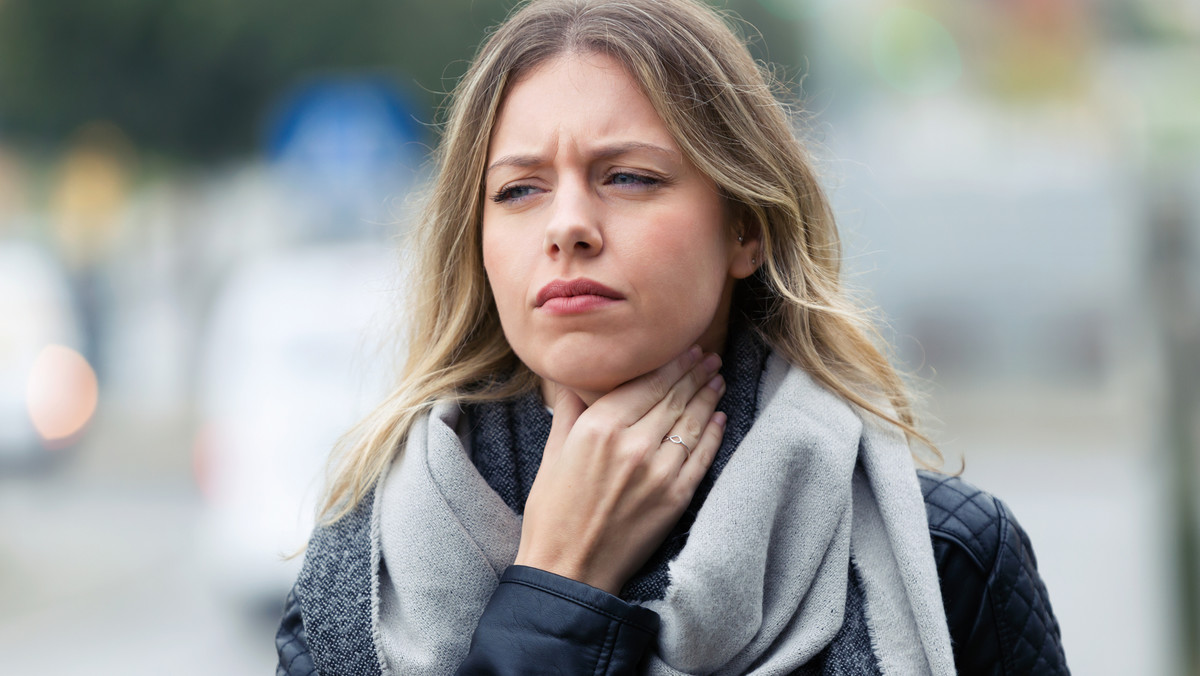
[276,0,1069,673]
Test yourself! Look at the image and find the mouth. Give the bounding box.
[535,278,625,311]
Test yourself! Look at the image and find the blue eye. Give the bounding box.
[610,172,658,186]
[492,185,538,203]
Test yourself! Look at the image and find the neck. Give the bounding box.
[541,379,603,408]
[540,320,731,410]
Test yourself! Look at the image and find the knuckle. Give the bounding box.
[647,371,671,401]
[698,378,721,403]
[619,435,654,463]
[668,482,694,506]
[647,462,674,488]
[662,385,686,415]
[578,417,617,445]
[705,435,724,460]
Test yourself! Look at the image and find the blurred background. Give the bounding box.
[0,0,1197,673]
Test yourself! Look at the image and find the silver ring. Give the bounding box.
[662,434,691,456]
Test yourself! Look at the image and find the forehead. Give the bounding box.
[487,52,680,161]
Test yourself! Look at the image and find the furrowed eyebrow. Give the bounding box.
[485,141,680,177]
[485,153,543,176]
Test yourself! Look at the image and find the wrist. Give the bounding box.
[512,549,621,595]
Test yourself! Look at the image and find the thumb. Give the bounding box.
[544,383,585,462]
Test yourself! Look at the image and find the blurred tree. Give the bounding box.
[0,0,510,159]
[0,0,803,163]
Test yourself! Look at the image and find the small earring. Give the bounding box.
[737,235,744,243]
[751,256,757,265]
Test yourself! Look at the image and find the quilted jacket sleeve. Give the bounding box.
[275,586,318,676]
[456,565,661,675]
[919,471,1070,675]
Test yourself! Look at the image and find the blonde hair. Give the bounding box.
[318,0,939,523]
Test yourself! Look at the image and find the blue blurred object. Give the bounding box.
[264,76,422,164]
[262,76,425,237]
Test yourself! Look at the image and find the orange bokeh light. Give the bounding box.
[26,344,99,444]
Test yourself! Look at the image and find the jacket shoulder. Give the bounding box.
[918,470,1007,570]
[916,470,1069,675]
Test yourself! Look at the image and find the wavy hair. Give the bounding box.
[318,0,939,523]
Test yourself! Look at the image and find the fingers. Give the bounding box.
[662,369,725,452]
[544,383,586,463]
[592,345,704,426]
[678,411,726,487]
[656,367,724,469]
[635,350,722,441]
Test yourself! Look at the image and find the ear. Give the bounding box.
[728,220,761,280]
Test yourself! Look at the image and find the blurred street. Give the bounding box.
[2,0,1198,673]
[0,405,279,675]
[0,479,277,676]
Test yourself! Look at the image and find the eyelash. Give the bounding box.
[490,171,662,204]
[608,171,660,188]
[491,185,538,203]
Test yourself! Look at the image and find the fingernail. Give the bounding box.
[713,411,727,428]
[702,353,721,372]
[688,345,703,361]
[707,374,724,391]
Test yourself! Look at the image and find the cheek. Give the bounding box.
[642,240,731,330]
[647,219,731,288]
[481,229,515,304]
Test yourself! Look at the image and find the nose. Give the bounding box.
[543,181,603,259]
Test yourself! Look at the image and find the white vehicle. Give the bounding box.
[0,240,86,465]
[194,240,398,605]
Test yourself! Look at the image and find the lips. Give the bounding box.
[535,278,625,308]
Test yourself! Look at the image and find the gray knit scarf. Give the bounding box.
[296,343,955,675]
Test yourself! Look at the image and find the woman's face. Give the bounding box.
[481,52,756,402]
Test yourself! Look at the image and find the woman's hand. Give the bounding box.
[513,345,727,595]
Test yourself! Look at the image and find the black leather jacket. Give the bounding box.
[276,471,1069,675]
